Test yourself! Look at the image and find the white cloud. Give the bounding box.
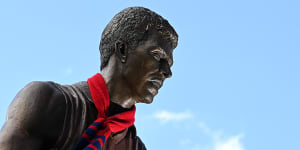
[151,110,246,150]
[198,122,223,141]
[179,138,192,145]
[63,67,73,76]
[197,122,245,150]
[153,110,193,123]
[215,135,245,150]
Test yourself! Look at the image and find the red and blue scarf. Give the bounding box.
[73,73,136,150]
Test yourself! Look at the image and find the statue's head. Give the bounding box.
[100,7,178,105]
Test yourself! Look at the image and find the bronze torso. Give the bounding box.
[49,81,146,150]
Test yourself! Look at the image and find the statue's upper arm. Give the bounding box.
[0,81,66,149]
[7,81,56,127]
[136,136,147,150]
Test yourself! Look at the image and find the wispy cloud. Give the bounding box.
[197,122,245,150]
[63,67,73,76]
[198,122,223,140]
[153,110,193,123]
[183,135,245,150]
[151,109,246,150]
[215,134,244,150]
[179,138,192,145]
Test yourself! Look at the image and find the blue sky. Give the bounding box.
[0,0,299,150]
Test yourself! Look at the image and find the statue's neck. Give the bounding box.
[101,56,136,109]
[107,101,132,116]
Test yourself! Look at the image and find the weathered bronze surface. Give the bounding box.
[0,7,178,150]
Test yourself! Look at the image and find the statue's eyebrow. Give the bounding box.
[151,47,173,66]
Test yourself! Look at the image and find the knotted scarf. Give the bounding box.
[73,73,136,150]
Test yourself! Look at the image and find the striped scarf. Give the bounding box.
[73,73,136,150]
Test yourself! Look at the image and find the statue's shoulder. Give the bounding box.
[19,81,63,95]
[1,81,69,147]
[7,81,67,130]
[17,80,89,104]
[13,81,65,106]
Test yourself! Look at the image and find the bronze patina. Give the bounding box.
[0,7,178,150]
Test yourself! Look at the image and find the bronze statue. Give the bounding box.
[0,7,178,150]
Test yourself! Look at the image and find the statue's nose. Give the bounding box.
[160,60,172,78]
[164,68,172,78]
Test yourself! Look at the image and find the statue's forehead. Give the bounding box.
[137,29,174,65]
[143,32,174,50]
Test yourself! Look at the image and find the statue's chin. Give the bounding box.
[138,94,154,104]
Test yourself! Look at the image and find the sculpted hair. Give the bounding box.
[99,7,178,70]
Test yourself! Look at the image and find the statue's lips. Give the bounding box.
[147,79,163,95]
[149,79,162,89]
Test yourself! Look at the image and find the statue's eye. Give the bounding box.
[151,50,162,61]
[153,53,161,61]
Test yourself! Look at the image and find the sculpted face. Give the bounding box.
[123,29,174,104]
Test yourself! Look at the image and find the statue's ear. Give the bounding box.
[115,40,128,63]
